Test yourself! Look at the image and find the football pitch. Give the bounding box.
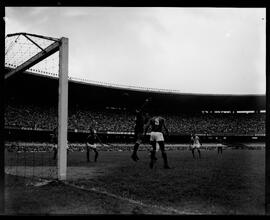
[5,147,265,215]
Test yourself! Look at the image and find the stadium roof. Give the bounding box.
[5,68,266,112]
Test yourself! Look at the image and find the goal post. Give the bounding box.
[58,37,68,181]
[5,33,69,181]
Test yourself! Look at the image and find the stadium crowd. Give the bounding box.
[5,103,265,135]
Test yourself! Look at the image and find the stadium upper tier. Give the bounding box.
[4,68,265,136]
[5,68,265,112]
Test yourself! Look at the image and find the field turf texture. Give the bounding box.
[4,148,265,215]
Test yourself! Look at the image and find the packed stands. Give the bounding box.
[5,103,265,136]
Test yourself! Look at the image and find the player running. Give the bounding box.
[144,115,171,169]
[190,133,202,159]
[131,98,151,162]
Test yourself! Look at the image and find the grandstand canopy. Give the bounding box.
[5,68,265,113]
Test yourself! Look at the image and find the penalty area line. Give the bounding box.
[64,182,187,215]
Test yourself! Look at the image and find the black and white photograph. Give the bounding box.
[1,3,268,215]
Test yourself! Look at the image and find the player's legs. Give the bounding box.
[156,142,160,152]
[87,144,97,162]
[53,145,57,160]
[86,146,90,162]
[191,147,195,159]
[94,149,99,162]
[218,147,222,154]
[149,141,156,169]
[131,142,139,161]
[197,148,201,158]
[131,132,142,161]
[159,141,170,169]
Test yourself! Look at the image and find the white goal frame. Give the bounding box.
[5,33,69,180]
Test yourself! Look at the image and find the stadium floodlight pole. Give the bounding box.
[57,37,68,181]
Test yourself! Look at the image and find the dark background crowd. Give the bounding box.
[5,103,265,136]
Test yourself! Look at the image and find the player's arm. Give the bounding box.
[199,137,202,146]
[162,118,169,136]
[138,97,151,112]
[144,119,150,136]
[86,134,90,145]
[95,133,105,147]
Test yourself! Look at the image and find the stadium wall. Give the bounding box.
[4,127,265,144]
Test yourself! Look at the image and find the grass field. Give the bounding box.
[4,147,265,215]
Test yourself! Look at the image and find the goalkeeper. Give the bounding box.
[86,126,101,162]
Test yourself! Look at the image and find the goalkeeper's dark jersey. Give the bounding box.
[135,111,144,133]
[86,129,97,145]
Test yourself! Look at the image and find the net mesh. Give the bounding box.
[5,143,58,180]
[5,33,62,182]
[5,34,59,77]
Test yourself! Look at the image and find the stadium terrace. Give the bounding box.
[4,67,265,144]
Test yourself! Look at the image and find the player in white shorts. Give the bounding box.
[144,116,170,169]
[190,133,202,159]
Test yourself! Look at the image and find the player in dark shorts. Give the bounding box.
[144,116,170,169]
[131,98,151,162]
[86,127,99,162]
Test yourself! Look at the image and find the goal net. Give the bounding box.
[5,32,68,181]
